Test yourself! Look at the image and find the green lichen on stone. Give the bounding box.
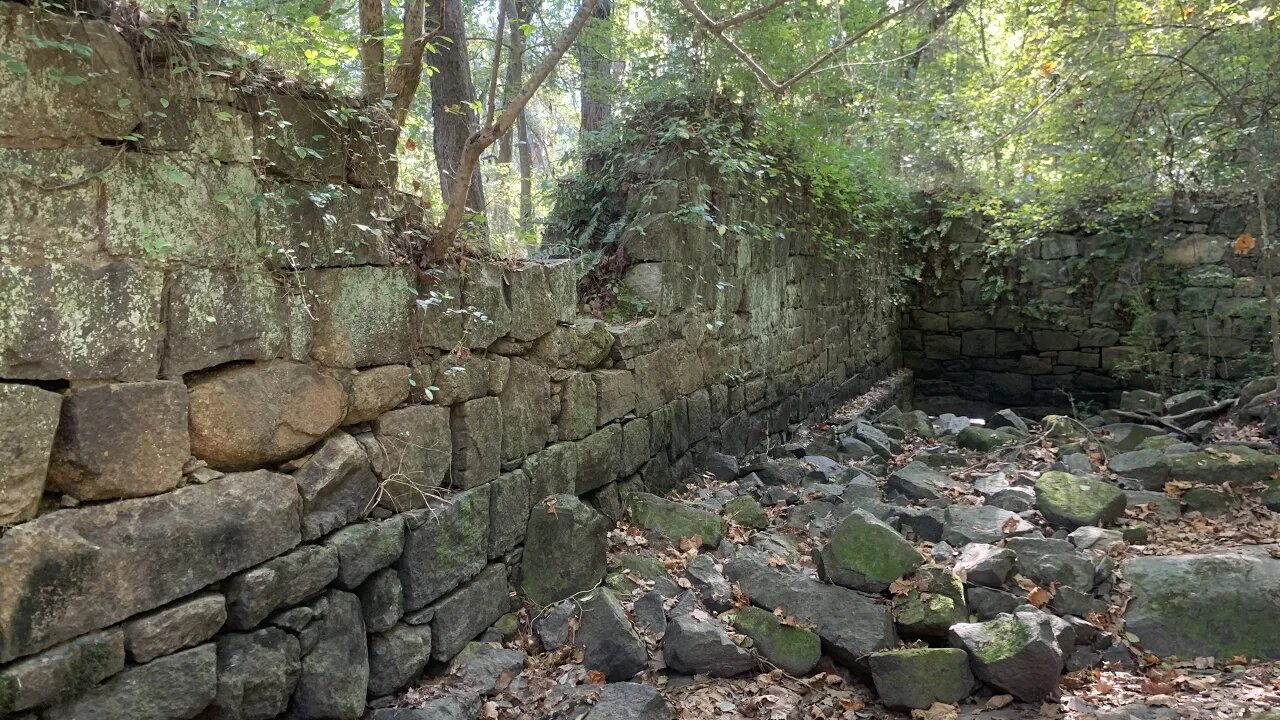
[1042,415,1077,438]
[724,495,768,529]
[0,673,17,713]
[1034,471,1126,528]
[625,492,723,547]
[956,426,1018,451]
[733,606,820,676]
[1168,447,1280,485]
[868,647,975,709]
[1136,435,1182,451]
[970,614,1033,664]
[823,511,921,589]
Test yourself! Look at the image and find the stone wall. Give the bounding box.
[904,196,1278,417]
[0,5,902,718]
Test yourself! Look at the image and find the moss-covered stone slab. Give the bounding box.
[1034,471,1126,528]
[948,612,1064,702]
[42,643,216,720]
[818,509,921,592]
[0,470,300,663]
[893,567,967,637]
[521,494,610,606]
[733,606,820,676]
[1124,552,1280,660]
[625,492,723,548]
[0,262,164,381]
[1168,446,1280,486]
[0,4,143,146]
[868,647,974,709]
[397,485,492,610]
[0,383,62,525]
[724,495,769,529]
[304,266,415,368]
[0,629,124,714]
[0,148,113,265]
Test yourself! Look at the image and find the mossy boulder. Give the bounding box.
[1168,447,1280,486]
[1042,415,1078,438]
[724,495,769,529]
[1034,471,1126,528]
[817,509,922,592]
[949,612,1065,702]
[1181,486,1235,515]
[607,554,678,596]
[1124,552,1280,660]
[733,606,821,676]
[956,426,1019,452]
[625,492,723,548]
[868,648,975,709]
[521,494,611,606]
[894,567,967,637]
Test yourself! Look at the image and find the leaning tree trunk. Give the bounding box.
[429,0,485,212]
[578,0,613,174]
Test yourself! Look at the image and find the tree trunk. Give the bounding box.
[358,0,386,103]
[429,0,485,212]
[498,0,528,164]
[517,103,533,224]
[579,0,613,174]
[387,0,431,126]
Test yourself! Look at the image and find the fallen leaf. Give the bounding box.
[1027,586,1053,607]
[911,702,958,720]
[1235,232,1256,255]
[985,695,1014,709]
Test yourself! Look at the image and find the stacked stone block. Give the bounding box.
[0,4,902,718]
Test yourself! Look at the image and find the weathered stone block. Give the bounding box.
[593,369,636,424]
[0,262,164,381]
[224,545,339,631]
[260,181,398,269]
[326,516,405,590]
[558,373,598,441]
[0,4,143,146]
[521,494,610,606]
[430,564,508,662]
[104,155,258,265]
[575,424,622,494]
[398,486,492,610]
[0,630,124,714]
[293,431,378,540]
[531,320,615,369]
[123,593,226,664]
[362,405,452,510]
[451,397,502,489]
[136,93,254,162]
[499,358,551,461]
[341,364,412,424]
[0,148,111,265]
[289,591,367,720]
[47,381,188,501]
[358,569,404,634]
[347,109,398,188]
[504,264,558,341]
[415,267,464,352]
[426,354,509,406]
[620,418,651,476]
[163,267,287,377]
[367,622,432,697]
[489,470,530,558]
[523,441,578,504]
[305,266,415,367]
[43,644,217,720]
[207,628,300,720]
[0,471,301,662]
[188,360,346,470]
[0,383,62,525]
[248,94,347,182]
[460,263,512,349]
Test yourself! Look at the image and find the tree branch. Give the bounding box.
[358,0,386,103]
[713,0,788,30]
[483,0,508,127]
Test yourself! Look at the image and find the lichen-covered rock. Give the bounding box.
[949,612,1065,702]
[0,262,164,382]
[893,567,967,637]
[0,630,124,714]
[1167,446,1280,486]
[294,431,379,540]
[447,642,525,696]
[626,492,723,548]
[290,591,368,720]
[956,426,1018,452]
[162,267,286,378]
[367,623,433,697]
[724,495,768,529]
[1035,471,1126,528]
[188,361,346,470]
[424,354,509,406]
[732,606,820,676]
[1124,552,1280,660]
[305,266,415,367]
[0,383,62,524]
[489,470,531,558]
[521,494,610,606]
[504,264,559,342]
[954,544,1014,588]
[206,628,300,720]
[575,424,622,494]
[558,373,599,441]
[664,615,754,677]
[430,564,509,662]
[868,648,975,709]
[451,397,502,489]
[43,644,217,720]
[499,358,552,461]
[531,320,615,369]
[0,470,300,663]
[397,485,491,610]
[358,569,404,633]
[123,593,226,664]
[576,589,647,681]
[817,510,921,593]
[1107,449,1169,490]
[341,365,412,425]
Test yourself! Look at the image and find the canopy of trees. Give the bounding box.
[149,0,1276,254]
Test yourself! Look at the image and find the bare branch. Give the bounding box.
[713,0,788,30]
[676,0,782,92]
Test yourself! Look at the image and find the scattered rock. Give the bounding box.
[894,567,967,637]
[942,505,1034,545]
[723,495,768,529]
[817,510,922,593]
[686,554,733,612]
[868,648,975,709]
[626,492,724,548]
[949,612,1065,702]
[576,589,647,681]
[1034,471,1126,528]
[1006,537,1097,591]
[887,462,957,501]
[447,642,525,696]
[583,682,675,720]
[732,606,821,676]
[1107,450,1169,490]
[663,615,754,677]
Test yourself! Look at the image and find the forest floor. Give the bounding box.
[389,390,1280,720]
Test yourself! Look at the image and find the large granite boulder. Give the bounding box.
[0,383,62,524]
[188,361,346,470]
[817,510,922,593]
[1124,552,1280,660]
[0,471,301,663]
[521,494,610,606]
